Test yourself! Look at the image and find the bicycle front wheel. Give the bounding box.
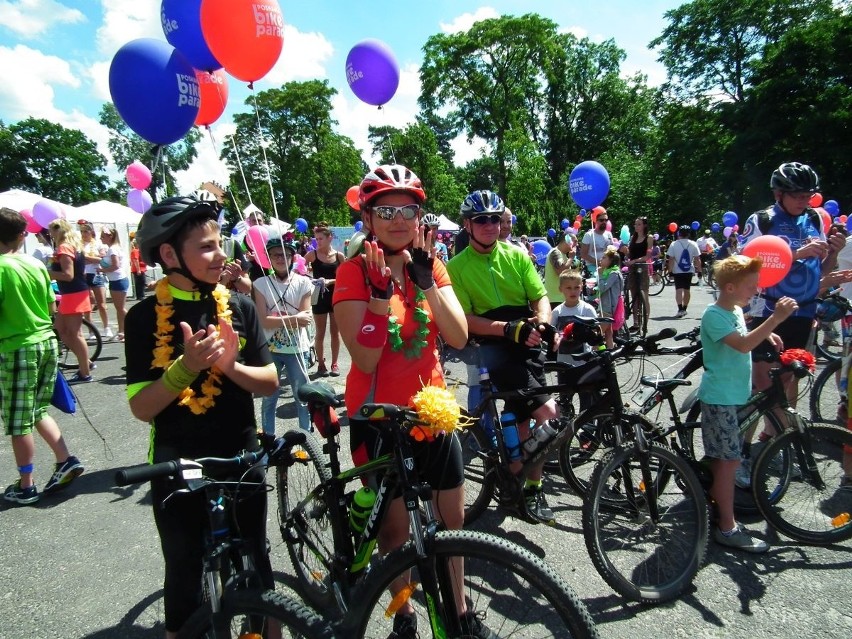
[276,430,335,609]
[582,442,709,604]
[753,422,852,545]
[178,588,335,638]
[347,530,599,639]
[809,358,844,424]
[649,273,666,296]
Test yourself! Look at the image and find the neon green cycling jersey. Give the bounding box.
[447,241,546,317]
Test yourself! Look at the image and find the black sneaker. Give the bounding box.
[523,486,556,526]
[388,612,417,639]
[42,456,85,495]
[4,480,39,505]
[459,610,499,639]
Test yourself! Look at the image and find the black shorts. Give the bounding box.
[750,315,814,360]
[311,288,334,315]
[349,418,464,492]
[479,341,550,420]
[672,273,694,290]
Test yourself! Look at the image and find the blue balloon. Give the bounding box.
[824,200,840,216]
[711,222,720,233]
[354,221,363,232]
[161,0,221,72]
[547,228,556,238]
[531,239,551,265]
[568,161,610,209]
[511,215,517,225]
[579,209,587,218]
[109,39,199,145]
[722,211,738,227]
[846,216,852,233]
[295,217,309,233]
[561,219,570,230]
[691,221,700,231]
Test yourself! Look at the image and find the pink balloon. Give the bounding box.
[245,225,270,269]
[127,189,153,214]
[605,221,612,232]
[32,199,62,227]
[126,161,152,190]
[293,254,307,275]
[21,209,43,233]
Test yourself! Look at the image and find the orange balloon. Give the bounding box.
[194,69,229,126]
[573,221,581,230]
[668,222,677,233]
[809,192,823,208]
[200,0,284,83]
[741,235,793,288]
[345,185,360,210]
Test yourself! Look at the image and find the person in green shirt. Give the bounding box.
[0,207,84,505]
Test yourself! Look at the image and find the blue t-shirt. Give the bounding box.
[698,304,750,406]
[740,204,824,318]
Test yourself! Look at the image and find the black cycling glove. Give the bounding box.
[504,319,535,344]
[405,247,435,291]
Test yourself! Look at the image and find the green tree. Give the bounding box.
[98,103,200,199]
[223,80,365,227]
[0,118,108,204]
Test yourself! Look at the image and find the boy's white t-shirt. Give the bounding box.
[552,299,598,365]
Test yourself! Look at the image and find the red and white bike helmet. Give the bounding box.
[358,164,426,208]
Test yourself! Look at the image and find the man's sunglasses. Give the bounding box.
[471,214,502,225]
[371,204,421,220]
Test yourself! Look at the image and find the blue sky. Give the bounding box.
[0,0,684,193]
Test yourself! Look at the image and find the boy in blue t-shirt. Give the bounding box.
[698,255,797,553]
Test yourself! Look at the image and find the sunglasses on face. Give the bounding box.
[371,204,421,220]
[471,214,502,225]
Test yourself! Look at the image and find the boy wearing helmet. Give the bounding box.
[666,225,702,317]
[126,194,278,637]
[252,236,314,433]
[447,189,563,526]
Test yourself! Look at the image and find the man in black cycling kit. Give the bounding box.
[447,190,561,525]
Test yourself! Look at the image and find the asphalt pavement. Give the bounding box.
[1,281,850,638]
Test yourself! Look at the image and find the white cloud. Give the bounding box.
[0,44,79,121]
[264,24,334,85]
[0,0,85,38]
[173,122,235,193]
[95,0,161,57]
[558,25,588,40]
[439,7,499,34]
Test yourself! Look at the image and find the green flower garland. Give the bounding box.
[388,290,430,359]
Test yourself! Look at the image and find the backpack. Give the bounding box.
[756,207,822,236]
[677,242,692,272]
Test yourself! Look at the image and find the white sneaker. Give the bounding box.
[86,333,98,344]
[104,327,115,340]
[735,457,752,489]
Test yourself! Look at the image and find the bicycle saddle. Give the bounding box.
[297,381,343,407]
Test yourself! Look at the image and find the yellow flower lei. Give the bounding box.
[153,278,233,415]
[409,385,475,441]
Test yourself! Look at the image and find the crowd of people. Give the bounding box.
[4,161,852,637]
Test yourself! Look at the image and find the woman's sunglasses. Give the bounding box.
[471,214,502,225]
[371,204,421,220]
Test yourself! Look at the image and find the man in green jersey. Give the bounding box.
[447,190,561,525]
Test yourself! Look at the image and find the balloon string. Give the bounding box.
[379,105,397,165]
[149,145,164,200]
[250,89,281,222]
[229,132,252,209]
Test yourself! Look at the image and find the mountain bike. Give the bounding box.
[114,430,335,638]
[278,382,599,638]
[459,319,708,604]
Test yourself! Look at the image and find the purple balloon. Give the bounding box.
[127,189,153,214]
[345,39,400,106]
[32,199,62,227]
[161,0,221,72]
[109,38,199,145]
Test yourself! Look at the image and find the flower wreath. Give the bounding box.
[408,385,475,442]
[153,278,233,415]
[778,348,816,373]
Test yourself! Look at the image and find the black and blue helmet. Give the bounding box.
[460,190,505,219]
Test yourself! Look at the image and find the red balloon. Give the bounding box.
[573,221,581,230]
[345,185,360,210]
[809,192,823,208]
[668,222,677,233]
[20,209,42,233]
[200,0,284,83]
[741,235,793,288]
[194,69,229,126]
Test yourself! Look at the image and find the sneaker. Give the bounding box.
[819,479,852,518]
[68,372,93,384]
[388,612,417,639]
[316,364,329,378]
[42,456,85,495]
[104,327,115,340]
[713,524,769,553]
[458,610,499,639]
[329,363,340,377]
[675,309,686,318]
[523,486,556,526]
[86,333,98,344]
[4,480,39,505]
[734,457,752,489]
[752,440,802,480]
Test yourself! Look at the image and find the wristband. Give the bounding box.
[18,464,34,474]
[357,308,389,349]
[162,355,200,394]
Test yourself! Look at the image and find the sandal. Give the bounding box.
[116,333,125,342]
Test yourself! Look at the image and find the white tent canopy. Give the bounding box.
[75,200,143,226]
[437,214,459,231]
[0,189,73,215]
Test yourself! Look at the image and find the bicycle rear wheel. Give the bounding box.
[582,442,709,604]
[57,318,102,369]
[276,430,335,609]
[457,421,496,525]
[649,274,666,297]
[178,588,335,638]
[809,358,844,424]
[753,423,852,544]
[347,530,599,639]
